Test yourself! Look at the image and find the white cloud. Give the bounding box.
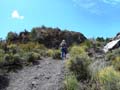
[72,0,101,14]
[11,10,24,20]
[72,0,120,15]
[73,0,95,9]
[102,0,120,5]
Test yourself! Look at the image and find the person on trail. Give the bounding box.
[60,40,67,60]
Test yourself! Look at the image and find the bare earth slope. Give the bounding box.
[6,58,66,90]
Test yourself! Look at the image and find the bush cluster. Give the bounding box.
[0,42,46,72]
[65,42,120,90]
[67,55,91,80]
[25,52,41,65]
[98,66,120,90]
[64,74,78,90]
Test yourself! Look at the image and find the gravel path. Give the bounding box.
[6,58,66,90]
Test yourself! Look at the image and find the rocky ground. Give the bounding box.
[1,58,67,90]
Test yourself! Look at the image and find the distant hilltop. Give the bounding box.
[6,26,87,48]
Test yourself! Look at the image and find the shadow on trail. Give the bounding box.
[0,75,9,90]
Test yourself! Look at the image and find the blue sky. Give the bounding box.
[1,0,120,39]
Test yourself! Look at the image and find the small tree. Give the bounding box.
[7,32,18,43]
[96,37,105,42]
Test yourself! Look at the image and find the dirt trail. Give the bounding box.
[6,58,66,90]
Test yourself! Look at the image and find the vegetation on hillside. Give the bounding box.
[0,26,120,90]
[5,26,86,48]
[65,39,120,90]
[0,26,86,72]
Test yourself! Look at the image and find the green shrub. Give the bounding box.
[31,48,46,57]
[35,44,46,50]
[105,48,120,61]
[88,59,108,80]
[4,54,14,66]
[25,52,41,64]
[33,52,41,60]
[64,74,78,90]
[0,49,5,65]
[67,55,91,80]
[67,44,92,89]
[96,37,105,42]
[52,50,61,59]
[78,80,101,90]
[3,53,23,72]
[98,66,120,90]
[19,42,46,52]
[46,49,54,57]
[0,49,5,53]
[18,43,35,52]
[70,45,87,57]
[18,42,47,58]
[12,54,23,67]
[94,41,103,48]
[8,44,19,54]
[105,49,120,71]
[7,32,18,43]
[70,46,86,56]
[39,50,47,57]
[105,52,116,61]
[112,56,120,71]
[80,40,93,49]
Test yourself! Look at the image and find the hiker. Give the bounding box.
[60,40,67,59]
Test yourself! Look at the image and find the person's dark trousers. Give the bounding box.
[61,48,66,60]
